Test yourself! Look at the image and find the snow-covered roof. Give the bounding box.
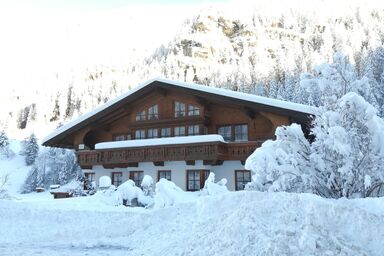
[43,78,314,146]
[95,135,225,150]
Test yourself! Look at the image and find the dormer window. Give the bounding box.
[148,105,159,120]
[188,105,200,116]
[174,101,186,118]
[136,110,146,121]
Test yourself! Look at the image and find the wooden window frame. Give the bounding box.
[174,126,186,137]
[217,125,232,141]
[234,124,248,142]
[135,110,146,122]
[174,101,186,118]
[112,172,123,187]
[217,123,249,142]
[187,124,200,136]
[129,171,144,187]
[84,172,95,182]
[135,129,146,139]
[161,127,171,138]
[157,170,172,181]
[186,169,210,191]
[188,105,200,116]
[148,104,159,120]
[147,128,159,139]
[235,170,251,191]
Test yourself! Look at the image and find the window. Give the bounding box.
[187,170,210,191]
[147,128,158,139]
[84,172,95,190]
[136,110,146,121]
[188,105,200,116]
[161,127,171,138]
[135,130,146,139]
[130,171,144,187]
[235,124,248,141]
[84,172,95,182]
[174,101,186,118]
[112,172,123,187]
[218,126,232,141]
[174,126,185,136]
[235,170,251,190]
[217,124,248,141]
[158,170,171,181]
[114,135,126,141]
[114,134,131,141]
[148,105,159,120]
[188,125,200,136]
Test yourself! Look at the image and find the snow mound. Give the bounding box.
[99,176,111,189]
[154,178,198,208]
[201,172,229,196]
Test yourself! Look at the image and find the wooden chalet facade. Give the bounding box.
[42,78,313,191]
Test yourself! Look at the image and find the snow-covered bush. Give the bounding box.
[201,172,229,196]
[99,176,111,189]
[21,133,39,166]
[154,178,186,208]
[141,175,154,197]
[245,124,322,194]
[97,179,154,207]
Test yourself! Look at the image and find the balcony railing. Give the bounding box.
[76,141,262,168]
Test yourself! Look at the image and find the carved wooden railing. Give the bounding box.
[76,141,262,167]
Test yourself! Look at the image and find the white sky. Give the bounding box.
[0,5,194,90]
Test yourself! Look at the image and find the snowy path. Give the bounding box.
[1,192,384,256]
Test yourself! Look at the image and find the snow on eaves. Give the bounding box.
[42,77,315,145]
[95,135,225,150]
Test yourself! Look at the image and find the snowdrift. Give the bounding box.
[1,191,383,255]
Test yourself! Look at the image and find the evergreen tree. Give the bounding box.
[22,133,39,166]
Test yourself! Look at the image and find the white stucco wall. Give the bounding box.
[84,160,247,191]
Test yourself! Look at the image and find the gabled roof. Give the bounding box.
[42,78,314,147]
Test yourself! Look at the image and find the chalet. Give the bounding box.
[42,78,314,191]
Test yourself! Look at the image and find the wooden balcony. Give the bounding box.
[76,141,262,168]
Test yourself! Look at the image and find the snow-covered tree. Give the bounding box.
[22,133,39,166]
[245,124,326,195]
[0,130,13,158]
[312,93,384,198]
[246,93,384,198]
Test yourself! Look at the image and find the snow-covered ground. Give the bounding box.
[0,191,383,255]
[1,140,384,255]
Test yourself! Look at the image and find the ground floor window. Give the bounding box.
[235,170,251,190]
[158,170,171,181]
[187,169,210,191]
[130,171,144,187]
[112,172,123,187]
[84,172,95,190]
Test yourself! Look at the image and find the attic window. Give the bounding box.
[148,105,159,120]
[136,110,146,121]
[174,101,186,118]
[188,105,200,116]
